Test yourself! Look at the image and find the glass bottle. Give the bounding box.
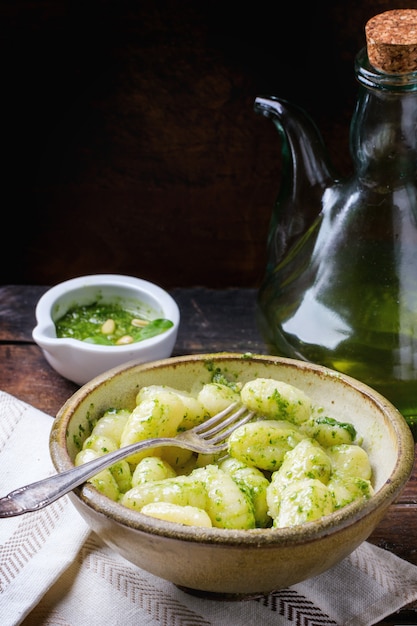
[256,10,417,431]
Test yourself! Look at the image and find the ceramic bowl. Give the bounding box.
[49,353,414,597]
[32,274,180,385]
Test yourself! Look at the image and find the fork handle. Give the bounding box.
[0,437,196,517]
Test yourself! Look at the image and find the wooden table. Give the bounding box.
[1,284,416,625]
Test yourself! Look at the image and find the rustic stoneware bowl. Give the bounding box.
[32,274,180,385]
[49,353,414,597]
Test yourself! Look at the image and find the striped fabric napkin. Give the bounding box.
[1,390,417,626]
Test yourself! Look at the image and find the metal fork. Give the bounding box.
[0,402,254,518]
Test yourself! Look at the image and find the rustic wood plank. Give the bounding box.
[0,344,78,416]
[369,504,417,565]
[171,286,266,355]
[0,284,45,341]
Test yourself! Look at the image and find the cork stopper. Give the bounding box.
[366,9,417,74]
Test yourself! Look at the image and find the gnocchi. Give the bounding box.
[240,378,312,425]
[192,464,255,529]
[141,502,213,527]
[75,374,374,530]
[227,420,305,471]
[121,474,208,512]
[272,478,334,527]
[120,390,186,464]
[219,457,271,527]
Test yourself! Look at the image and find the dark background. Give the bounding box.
[1,0,414,289]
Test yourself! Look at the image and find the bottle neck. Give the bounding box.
[355,47,417,92]
[351,48,417,182]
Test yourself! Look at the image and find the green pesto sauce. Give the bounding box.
[55,302,173,346]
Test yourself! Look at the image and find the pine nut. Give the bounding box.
[116,335,134,345]
[131,318,149,327]
[101,318,116,334]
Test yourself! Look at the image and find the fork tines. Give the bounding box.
[194,403,255,444]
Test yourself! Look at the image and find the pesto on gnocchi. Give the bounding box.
[74,375,374,530]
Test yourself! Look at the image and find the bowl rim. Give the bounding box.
[32,273,180,353]
[50,352,415,546]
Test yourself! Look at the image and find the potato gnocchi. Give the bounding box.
[74,375,374,530]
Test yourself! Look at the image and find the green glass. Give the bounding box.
[255,48,417,431]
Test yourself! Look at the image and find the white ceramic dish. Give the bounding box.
[32,274,180,385]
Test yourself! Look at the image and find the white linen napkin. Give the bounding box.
[0,391,90,625]
[1,390,417,626]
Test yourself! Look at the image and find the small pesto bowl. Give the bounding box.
[49,353,414,597]
[32,274,180,385]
